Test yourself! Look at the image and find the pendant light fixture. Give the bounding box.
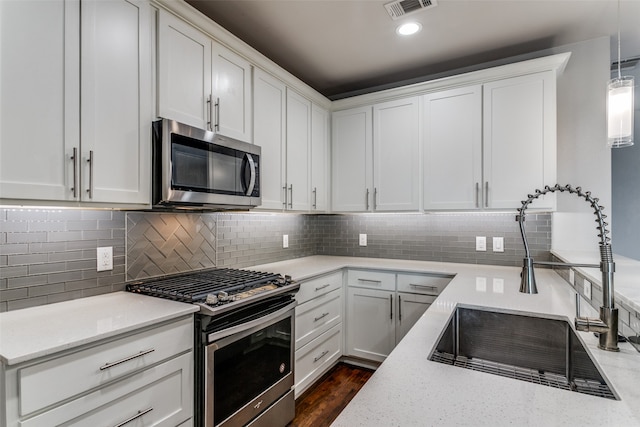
[607,0,634,147]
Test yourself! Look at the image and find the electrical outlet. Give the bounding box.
[359,233,367,246]
[492,237,504,252]
[97,246,113,272]
[569,269,575,286]
[282,234,289,248]
[583,278,592,300]
[475,236,486,251]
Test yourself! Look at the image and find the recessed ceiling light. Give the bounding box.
[396,22,422,36]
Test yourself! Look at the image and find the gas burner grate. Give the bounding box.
[127,268,284,303]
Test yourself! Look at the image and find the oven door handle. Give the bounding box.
[207,300,296,343]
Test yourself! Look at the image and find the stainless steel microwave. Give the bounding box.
[152,119,261,209]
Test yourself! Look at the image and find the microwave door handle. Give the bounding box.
[243,153,256,196]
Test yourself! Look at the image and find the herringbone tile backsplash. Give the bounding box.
[127,213,217,280]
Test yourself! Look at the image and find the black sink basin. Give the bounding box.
[429,306,617,400]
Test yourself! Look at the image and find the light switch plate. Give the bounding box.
[97,246,113,272]
[476,236,486,251]
[359,233,367,246]
[282,234,289,248]
[492,237,504,252]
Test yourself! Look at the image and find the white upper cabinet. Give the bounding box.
[157,9,211,130]
[422,86,482,210]
[0,0,79,202]
[253,69,287,210]
[286,89,312,211]
[373,97,420,211]
[422,71,557,211]
[0,0,152,206]
[332,97,419,212]
[158,10,252,142]
[211,44,252,142]
[483,71,556,209]
[81,0,152,204]
[311,105,329,211]
[332,106,373,212]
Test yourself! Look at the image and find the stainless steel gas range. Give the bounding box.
[127,268,300,427]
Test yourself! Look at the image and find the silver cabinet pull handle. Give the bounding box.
[313,350,329,363]
[86,150,94,199]
[71,147,78,198]
[314,312,330,322]
[215,97,220,131]
[312,187,317,209]
[99,348,155,371]
[475,182,480,208]
[398,294,402,322]
[374,187,378,211]
[283,184,288,208]
[315,283,331,291]
[409,283,438,292]
[113,407,153,427]
[389,294,393,320]
[485,181,489,208]
[207,94,212,131]
[358,278,382,284]
[365,188,369,211]
[288,184,293,208]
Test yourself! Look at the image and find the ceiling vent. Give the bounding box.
[384,0,438,20]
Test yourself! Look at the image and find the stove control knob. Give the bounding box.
[205,294,218,305]
[218,291,229,302]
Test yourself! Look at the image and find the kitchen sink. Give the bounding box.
[429,306,617,400]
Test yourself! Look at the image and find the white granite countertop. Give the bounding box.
[0,292,198,365]
[251,256,640,426]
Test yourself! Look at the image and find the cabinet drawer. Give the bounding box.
[21,352,193,427]
[294,323,342,398]
[346,269,395,291]
[296,271,342,305]
[295,288,342,349]
[18,316,193,415]
[397,272,453,295]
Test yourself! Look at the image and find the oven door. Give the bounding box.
[205,297,295,427]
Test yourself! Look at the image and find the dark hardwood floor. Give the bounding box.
[289,363,375,427]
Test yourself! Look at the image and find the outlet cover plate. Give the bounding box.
[359,234,367,246]
[476,236,486,251]
[97,246,113,272]
[283,234,289,248]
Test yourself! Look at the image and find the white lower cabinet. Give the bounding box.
[294,271,343,398]
[2,316,194,427]
[345,270,450,362]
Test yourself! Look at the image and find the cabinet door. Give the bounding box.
[346,287,395,362]
[0,0,79,202]
[483,71,556,209]
[423,86,482,210]
[157,10,211,129]
[253,69,286,210]
[396,293,435,343]
[311,104,329,211]
[211,43,252,142]
[373,97,420,211]
[286,89,311,211]
[332,106,373,212]
[80,0,152,204]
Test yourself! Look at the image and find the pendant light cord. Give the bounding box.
[617,0,621,79]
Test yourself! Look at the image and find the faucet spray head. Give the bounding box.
[520,257,538,294]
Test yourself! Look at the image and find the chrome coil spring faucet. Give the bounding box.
[517,184,619,352]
